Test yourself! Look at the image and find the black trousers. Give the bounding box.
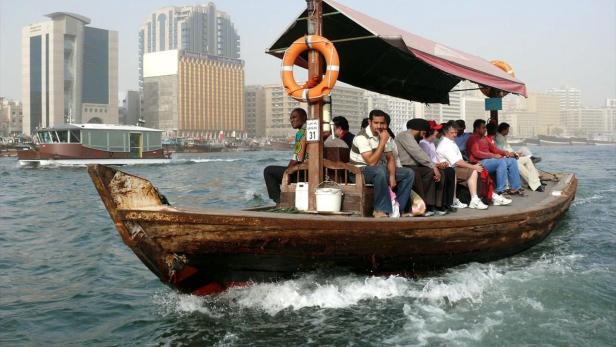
[264,165,287,203]
[439,167,456,208]
[405,166,437,208]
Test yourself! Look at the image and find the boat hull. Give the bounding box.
[18,143,167,166]
[88,165,577,295]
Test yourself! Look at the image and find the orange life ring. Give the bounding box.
[481,60,515,97]
[281,35,339,102]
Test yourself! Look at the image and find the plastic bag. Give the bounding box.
[410,190,426,216]
[389,187,400,218]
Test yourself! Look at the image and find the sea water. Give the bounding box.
[1,146,615,346]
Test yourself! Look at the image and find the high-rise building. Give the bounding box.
[22,12,118,135]
[245,85,266,138]
[329,86,367,133]
[143,50,244,137]
[365,91,418,133]
[499,111,539,138]
[119,90,141,125]
[523,92,561,136]
[139,3,240,91]
[259,84,368,139]
[606,98,616,108]
[0,98,23,136]
[546,87,582,110]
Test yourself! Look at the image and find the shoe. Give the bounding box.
[447,206,458,213]
[506,188,526,196]
[492,193,512,206]
[452,198,468,209]
[435,209,448,216]
[423,210,435,217]
[535,186,545,192]
[373,210,388,218]
[469,197,488,210]
[402,212,414,217]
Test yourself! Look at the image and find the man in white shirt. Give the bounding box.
[350,110,414,217]
[436,122,488,210]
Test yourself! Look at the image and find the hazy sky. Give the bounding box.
[1,0,614,106]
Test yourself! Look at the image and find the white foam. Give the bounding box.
[224,275,411,315]
[524,297,544,311]
[150,254,581,322]
[214,332,239,347]
[185,158,241,163]
[152,291,220,318]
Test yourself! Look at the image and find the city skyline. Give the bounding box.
[1,0,615,107]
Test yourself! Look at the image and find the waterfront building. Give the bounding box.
[260,84,367,139]
[422,81,488,124]
[561,108,612,139]
[22,12,118,135]
[245,85,266,138]
[119,91,141,126]
[139,3,240,91]
[262,84,305,139]
[365,91,418,133]
[0,98,23,137]
[143,50,244,138]
[546,87,582,110]
[522,92,561,136]
[499,111,539,138]
[329,85,367,133]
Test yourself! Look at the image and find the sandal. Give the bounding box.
[506,189,526,196]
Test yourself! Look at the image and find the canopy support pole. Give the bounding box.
[306,0,324,211]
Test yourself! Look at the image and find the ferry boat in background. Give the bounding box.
[18,124,171,166]
[538,135,572,146]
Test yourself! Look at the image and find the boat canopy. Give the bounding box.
[266,0,527,104]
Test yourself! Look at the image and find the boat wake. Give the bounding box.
[572,187,616,207]
[153,253,582,317]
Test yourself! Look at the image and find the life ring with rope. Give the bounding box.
[281,35,339,102]
[481,60,515,97]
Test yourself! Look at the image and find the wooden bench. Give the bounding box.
[279,159,374,216]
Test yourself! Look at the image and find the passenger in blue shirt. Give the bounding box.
[454,119,471,160]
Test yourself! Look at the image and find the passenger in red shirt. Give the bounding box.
[467,119,522,204]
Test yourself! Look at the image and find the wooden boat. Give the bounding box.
[88,0,577,296]
[18,124,171,166]
[89,164,576,295]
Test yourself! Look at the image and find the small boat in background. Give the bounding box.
[538,135,571,146]
[18,124,171,166]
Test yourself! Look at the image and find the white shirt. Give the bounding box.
[350,126,392,167]
[436,136,463,167]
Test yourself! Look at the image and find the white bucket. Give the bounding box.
[295,182,309,211]
[315,187,343,212]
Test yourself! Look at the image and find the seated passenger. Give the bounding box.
[419,121,466,211]
[396,118,446,216]
[454,120,471,160]
[263,108,307,205]
[466,119,520,203]
[350,110,414,218]
[495,122,544,192]
[437,122,488,210]
[332,116,355,149]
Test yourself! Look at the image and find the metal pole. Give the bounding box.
[306,0,323,211]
